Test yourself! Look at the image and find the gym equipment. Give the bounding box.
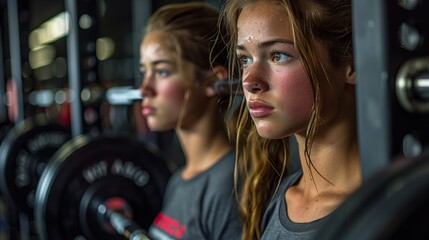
[316,149,429,240]
[28,84,142,108]
[354,0,429,178]
[6,0,29,123]
[34,135,171,240]
[317,1,429,239]
[0,10,7,125]
[2,0,171,239]
[0,122,13,145]
[395,57,429,114]
[0,116,71,217]
[213,78,241,96]
[32,2,170,238]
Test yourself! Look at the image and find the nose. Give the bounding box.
[139,74,155,97]
[242,65,269,94]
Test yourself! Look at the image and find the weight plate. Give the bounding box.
[35,134,171,240]
[317,150,429,240]
[0,116,71,217]
[0,122,14,145]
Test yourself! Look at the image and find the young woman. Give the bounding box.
[220,0,361,239]
[139,2,242,239]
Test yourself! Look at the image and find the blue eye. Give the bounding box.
[272,52,290,63]
[156,69,170,78]
[238,55,253,68]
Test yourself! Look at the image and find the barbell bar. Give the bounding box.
[28,85,143,108]
[98,202,151,240]
[396,57,429,113]
[27,78,241,108]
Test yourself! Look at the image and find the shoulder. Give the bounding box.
[206,150,236,185]
[211,150,236,171]
[166,167,184,185]
[274,170,303,199]
[261,170,303,228]
[200,151,238,206]
[162,167,185,198]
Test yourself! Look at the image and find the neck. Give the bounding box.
[287,107,361,222]
[294,123,361,195]
[176,110,232,180]
[295,85,361,195]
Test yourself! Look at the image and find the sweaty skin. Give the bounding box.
[237,1,360,223]
[237,2,314,139]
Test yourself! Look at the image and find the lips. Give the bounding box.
[247,100,274,118]
[142,105,156,116]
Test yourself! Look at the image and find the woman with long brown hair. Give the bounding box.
[220,0,361,239]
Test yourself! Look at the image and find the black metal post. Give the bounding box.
[0,14,7,123]
[6,0,24,122]
[65,0,100,137]
[353,0,429,179]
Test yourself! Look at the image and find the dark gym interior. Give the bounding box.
[1,0,429,239]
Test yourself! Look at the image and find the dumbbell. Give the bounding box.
[34,134,171,240]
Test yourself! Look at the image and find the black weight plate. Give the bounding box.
[0,122,13,145]
[35,134,171,240]
[0,116,71,216]
[316,150,429,240]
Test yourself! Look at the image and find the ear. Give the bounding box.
[205,65,228,97]
[345,63,356,85]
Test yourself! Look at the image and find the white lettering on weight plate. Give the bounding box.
[82,161,108,183]
[111,159,149,187]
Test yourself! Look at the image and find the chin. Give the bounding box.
[256,126,287,140]
[148,125,169,132]
[147,122,163,132]
[148,121,175,132]
[256,129,277,139]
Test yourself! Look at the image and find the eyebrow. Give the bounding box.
[139,60,175,69]
[236,38,294,51]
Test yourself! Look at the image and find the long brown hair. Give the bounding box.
[219,0,353,239]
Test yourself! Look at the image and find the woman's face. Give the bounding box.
[236,1,314,139]
[139,31,206,131]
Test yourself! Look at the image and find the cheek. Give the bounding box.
[158,82,185,114]
[275,69,314,117]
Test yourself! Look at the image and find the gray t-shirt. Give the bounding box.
[148,151,242,240]
[261,171,330,240]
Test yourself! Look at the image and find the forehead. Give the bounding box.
[237,2,291,44]
[141,31,176,60]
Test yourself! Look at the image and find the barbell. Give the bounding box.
[27,78,241,109]
[0,115,172,240]
[34,134,171,240]
[0,74,240,239]
[28,84,142,107]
